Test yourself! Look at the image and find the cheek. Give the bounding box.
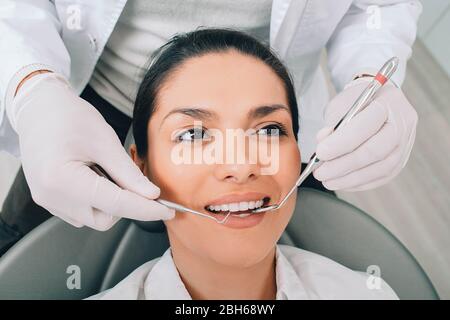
[146,142,206,202]
[276,141,302,194]
[146,141,228,261]
[261,140,301,237]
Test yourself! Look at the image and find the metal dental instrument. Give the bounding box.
[155,198,231,224]
[253,57,400,214]
[88,163,232,224]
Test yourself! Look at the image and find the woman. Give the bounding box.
[90,28,397,300]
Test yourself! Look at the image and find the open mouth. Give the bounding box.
[204,197,271,218]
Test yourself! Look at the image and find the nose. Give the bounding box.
[213,133,260,183]
[214,162,260,184]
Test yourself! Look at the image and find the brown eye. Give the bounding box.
[257,124,287,137]
[176,127,211,142]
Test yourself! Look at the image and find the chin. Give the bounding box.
[206,238,276,268]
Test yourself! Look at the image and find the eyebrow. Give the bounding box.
[248,104,290,119]
[162,107,217,123]
[161,104,290,125]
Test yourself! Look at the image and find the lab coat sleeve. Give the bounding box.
[0,0,71,157]
[326,0,422,92]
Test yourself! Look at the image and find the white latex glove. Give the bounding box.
[12,72,175,230]
[313,77,418,191]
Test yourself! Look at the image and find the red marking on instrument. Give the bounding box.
[375,73,387,85]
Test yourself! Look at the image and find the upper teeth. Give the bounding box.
[207,200,264,212]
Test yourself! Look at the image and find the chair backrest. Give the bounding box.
[0,188,438,299]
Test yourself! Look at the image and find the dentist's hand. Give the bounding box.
[313,77,418,191]
[12,72,175,230]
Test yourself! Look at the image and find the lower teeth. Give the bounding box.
[232,213,251,218]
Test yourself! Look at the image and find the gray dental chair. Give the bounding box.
[0,130,439,300]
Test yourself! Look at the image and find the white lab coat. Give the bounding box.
[87,245,399,300]
[0,0,421,159]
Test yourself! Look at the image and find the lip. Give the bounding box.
[203,191,272,229]
[207,211,268,229]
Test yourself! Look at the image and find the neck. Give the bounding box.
[169,237,277,300]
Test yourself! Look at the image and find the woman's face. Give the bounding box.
[131,50,301,268]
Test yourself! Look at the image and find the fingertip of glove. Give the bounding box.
[322,181,337,191]
[312,167,325,181]
[161,208,176,221]
[137,178,161,199]
[315,142,332,161]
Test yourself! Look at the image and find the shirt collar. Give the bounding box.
[274,245,310,299]
[144,249,192,300]
[144,245,310,300]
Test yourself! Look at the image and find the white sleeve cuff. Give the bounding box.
[3,63,60,132]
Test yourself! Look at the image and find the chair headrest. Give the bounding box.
[133,220,167,233]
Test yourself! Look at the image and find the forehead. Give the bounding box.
[155,50,288,115]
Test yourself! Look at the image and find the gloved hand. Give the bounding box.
[11,72,175,230]
[313,77,418,191]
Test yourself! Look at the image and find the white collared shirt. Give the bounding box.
[88,244,398,300]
